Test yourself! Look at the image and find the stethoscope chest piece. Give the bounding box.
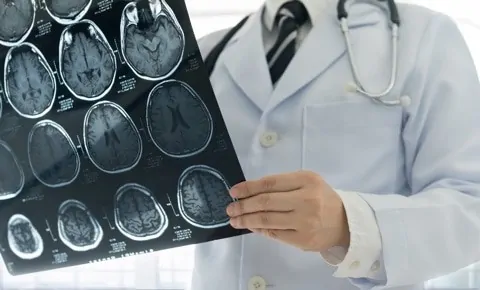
[345,81,411,107]
[399,95,411,107]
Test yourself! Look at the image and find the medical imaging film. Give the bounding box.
[0,0,246,276]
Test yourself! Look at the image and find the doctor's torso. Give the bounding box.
[191,1,440,290]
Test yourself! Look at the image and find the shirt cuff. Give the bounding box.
[320,190,385,280]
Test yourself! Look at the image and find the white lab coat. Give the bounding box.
[191,1,480,290]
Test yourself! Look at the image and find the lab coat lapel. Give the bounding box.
[267,4,381,111]
[222,12,273,111]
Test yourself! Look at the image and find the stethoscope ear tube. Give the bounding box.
[386,0,400,25]
[337,0,348,20]
[337,0,400,25]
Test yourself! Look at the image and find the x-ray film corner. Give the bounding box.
[0,0,246,276]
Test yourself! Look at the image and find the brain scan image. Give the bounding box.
[4,42,57,119]
[120,0,185,81]
[59,19,116,101]
[114,183,168,241]
[7,214,43,260]
[44,0,92,25]
[28,120,80,188]
[0,0,36,47]
[83,101,142,174]
[0,140,24,201]
[178,165,233,228]
[146,80,213,158]
[57,199,103,252]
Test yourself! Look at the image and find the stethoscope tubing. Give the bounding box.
[337,0,403,106]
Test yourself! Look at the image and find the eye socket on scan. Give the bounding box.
[64,31,73,45]
[88,24,96,37]
[126,7,139,23]
[120,0,185,81]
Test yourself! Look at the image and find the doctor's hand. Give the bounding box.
[226,171,350,252]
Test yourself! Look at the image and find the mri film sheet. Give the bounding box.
[0,0,246,276]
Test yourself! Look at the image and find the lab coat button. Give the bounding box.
[248,275,267,290]
[259,131,278,148]
[349,260,360,270]
[370,260,380,272]
[345,82,357,93]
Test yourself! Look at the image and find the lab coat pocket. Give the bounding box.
[302,101,403,189]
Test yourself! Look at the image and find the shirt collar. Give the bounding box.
[263,0,336,31]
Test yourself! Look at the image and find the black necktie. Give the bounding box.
[266,1,309,84]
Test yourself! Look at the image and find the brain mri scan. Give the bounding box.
[114,183,168,241]
[7,214,43,260]
[44,0,92,25]
[28,120,81,188]
[0,0,36,47]
[57,199,103,252]
[146,80,213,158]
[4,42,57,119]
[0,140,24,201]
[83,101,142,174]
[178,165,233,228]
[59,19,116,101]
[120,0,185,81]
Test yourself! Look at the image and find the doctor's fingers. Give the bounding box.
[230,211,298,230]
[226,191,295,217]
[230,171,314,198]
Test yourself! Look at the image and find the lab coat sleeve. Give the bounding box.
[346,13,480,290]
[320,190,385,280]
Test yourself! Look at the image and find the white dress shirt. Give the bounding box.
[262,0,384,279]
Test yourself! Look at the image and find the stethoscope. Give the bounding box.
[204,0,411,107]
[339,0,410,106]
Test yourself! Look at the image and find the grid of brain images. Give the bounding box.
[0,0,235,263]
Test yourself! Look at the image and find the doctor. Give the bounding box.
[191,0,480,289]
